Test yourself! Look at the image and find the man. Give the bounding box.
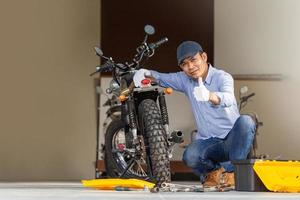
[133,41,256,187]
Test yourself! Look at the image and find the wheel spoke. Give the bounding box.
[135,159,148,176]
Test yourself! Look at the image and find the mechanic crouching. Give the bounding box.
[133,41,256,187]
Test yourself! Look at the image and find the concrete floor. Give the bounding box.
[0,182,300,200]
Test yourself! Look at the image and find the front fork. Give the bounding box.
[121,98,139,147]
[118,97,145,178]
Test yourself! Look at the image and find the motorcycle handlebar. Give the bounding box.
[240,92,255,102]
[97,62,113,72]
[89,62,113,76]
[92,36,168,74]
[149,37,168,50]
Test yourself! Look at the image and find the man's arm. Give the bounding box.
[133,69,185,92]
[213,73,236,107]
[149,70,185,92]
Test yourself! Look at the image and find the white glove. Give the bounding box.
[133,69,151,87]
[193,77,210,101]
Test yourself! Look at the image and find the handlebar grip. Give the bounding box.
[90,62,113,76]
[96,62,113,73]
[247,92,255,99]
[241,92,255,102]
[149,37,168,49]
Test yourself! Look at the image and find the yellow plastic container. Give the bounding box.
[81,178,155,190]
[253,160,300,192]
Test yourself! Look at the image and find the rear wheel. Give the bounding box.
[104,120,148,178]
[104,99,170,186]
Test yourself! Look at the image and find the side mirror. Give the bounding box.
[94,46,103,56]
[144,25,155,35]
[240,86,248,95]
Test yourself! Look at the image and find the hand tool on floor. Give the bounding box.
[150,182,234,193]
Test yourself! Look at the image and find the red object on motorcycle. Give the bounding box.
[141,79,151,85]
[117,143,125,150]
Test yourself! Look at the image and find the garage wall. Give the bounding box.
[0,0,100,180]
[215,0,300,159]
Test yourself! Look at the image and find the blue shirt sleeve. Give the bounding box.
[214,72,236,107]
[150,70,185,92]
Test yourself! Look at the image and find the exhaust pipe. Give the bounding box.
[168,130,184,143]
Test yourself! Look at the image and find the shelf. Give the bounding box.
[232,74,282,81]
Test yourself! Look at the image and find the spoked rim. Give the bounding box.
[111,128,149,178]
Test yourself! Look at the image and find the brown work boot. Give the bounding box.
[221,172,235,186]
[203,167,225,187]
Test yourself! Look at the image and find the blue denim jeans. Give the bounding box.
[182,115,256,182]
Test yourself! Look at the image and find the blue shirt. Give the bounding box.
[151,65,240,140]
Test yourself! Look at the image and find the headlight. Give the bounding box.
[109,79,120,94]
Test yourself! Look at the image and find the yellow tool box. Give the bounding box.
[81,178,155,190]
[233,159,300,192]
[253,160,300,192]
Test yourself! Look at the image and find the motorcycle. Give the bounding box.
[90,25,183,186]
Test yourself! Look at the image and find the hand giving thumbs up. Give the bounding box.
[193,77,210,101]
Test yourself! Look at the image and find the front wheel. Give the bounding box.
[138,99,171,186]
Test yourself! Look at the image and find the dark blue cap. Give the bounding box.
[176,41,203,65]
